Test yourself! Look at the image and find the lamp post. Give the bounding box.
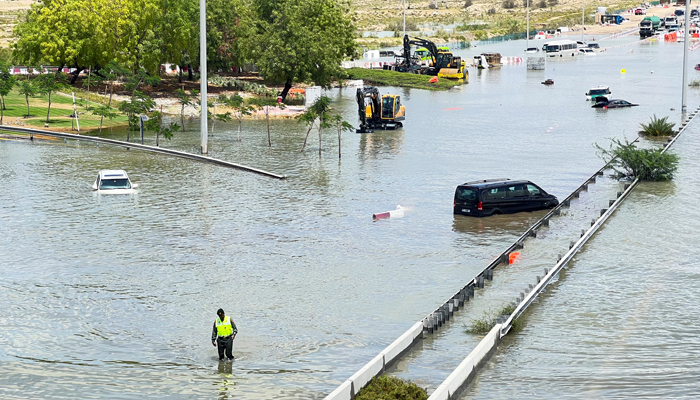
[403,0,406,38]
[682,0,691,112]
[200,0,208,154]
[526,0,530,49]
[582,0,585,42]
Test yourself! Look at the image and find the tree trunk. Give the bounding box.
[181,104,185,129]
[318,125,322,156]
[238,118,242,142]
[187,64,193,80]
[157,131,160,147]
[338,126,341,159]
[1,96,4,125]
[85,67,91,110]
[280,79,293,102]
[301,121,314,152]
[25,95,29,117]
[178,66,183,83]
[266,108,271,147]
[46,92,51,123]
[69,66,84,84]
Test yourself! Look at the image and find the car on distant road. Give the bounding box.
[579,48,597,55]
[591,97,638,109]
[454,179,559,217]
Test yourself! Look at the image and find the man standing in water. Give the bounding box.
[212,308,237,361]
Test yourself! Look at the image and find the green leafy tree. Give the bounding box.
[145,110,180,146]
[0,62,16,124]
[16,79,36,118]
[596,138,679,181]
[251,97,283,147]
[91,105,119,133]
[119,91,156,141]
[216,93,252,141]
[174,88,198,129]
[331,113,353,159]
[34,73,68,123]
[206,0,255,71]
[251,0,356,101]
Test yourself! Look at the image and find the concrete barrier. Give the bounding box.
[325,380,353,400]
[348,353,385,394]
[0,126,287,179]
[382,322,423,367]
[427,324,502,400]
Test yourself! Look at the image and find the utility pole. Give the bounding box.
[200,0,208,154]
[682,0,691,112]
[526,0,530,49]
[582,0,585,42]
[403,0,406,38]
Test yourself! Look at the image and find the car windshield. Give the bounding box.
[100,178,131,189]
[456,187,478,202]
[589,89,609,95]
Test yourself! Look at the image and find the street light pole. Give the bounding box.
[403,0,406,38]
[526,0,530,49]
[200,0,208,154]
[682,0,691,112]
[582,0,585,42]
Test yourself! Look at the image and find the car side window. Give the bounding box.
[506,184,526,198]
[485,187,506,200]
[526,184,541,196]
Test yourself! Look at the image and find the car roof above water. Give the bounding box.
[98,169,129,179]
[459,179,531,188]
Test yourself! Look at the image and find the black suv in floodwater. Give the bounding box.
[453,179,559,217]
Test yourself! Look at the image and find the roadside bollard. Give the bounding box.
[624,184,631,190]
[448,302,454,317]
[468,285,474,298]
[423,319,430,335]
[580,229,586,238]
[617,191,623,198]
[569,241,575,249]
[543,218,550,227]
[529,229,537,238]
[554,209,561,216]
[590,176,597,183]
[536,275,541,283]
[591,218,596,227]
[582,183,588,191]
[544,268,549,275]
[573,190,580,198]
[601,208,608,216]
[609,199,616,207]
[557,254,562,262]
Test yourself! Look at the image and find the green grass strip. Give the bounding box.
[344,67,465,91]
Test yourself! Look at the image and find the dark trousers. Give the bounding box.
[217,336,234,360]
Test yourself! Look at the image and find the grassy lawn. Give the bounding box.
[0,88,128,132]
[345,67,465,91]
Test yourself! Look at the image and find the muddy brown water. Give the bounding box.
[1,36,699,398]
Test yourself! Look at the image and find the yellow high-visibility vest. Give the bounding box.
[216,316,233,337]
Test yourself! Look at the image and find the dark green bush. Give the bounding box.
[597,138,679,181]
[355,376,428,400]
[639,115,675,136]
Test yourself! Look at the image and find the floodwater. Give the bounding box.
[1,34,700,398]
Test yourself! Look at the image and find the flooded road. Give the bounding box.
[1,35,700,398]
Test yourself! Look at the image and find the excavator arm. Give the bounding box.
[356,86,381,133]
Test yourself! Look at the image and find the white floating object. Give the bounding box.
[373,205,404,220]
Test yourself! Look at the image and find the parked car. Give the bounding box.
[453,179,559,217]
[587,43,600,49]
[92,170,138,193]
[579,48,597,55]
[635,8,645,15]
[591,97,638,108]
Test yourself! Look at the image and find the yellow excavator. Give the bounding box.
[356,86,405,133]
[395,35,468,80]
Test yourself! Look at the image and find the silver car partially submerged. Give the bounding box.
[92,170,138,194]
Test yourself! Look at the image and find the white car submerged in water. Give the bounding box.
[92,170,138,194]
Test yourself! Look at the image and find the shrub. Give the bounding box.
[503,0,517,8]
[487,7,497,14]
[639,115,675,136]
[356,376,428,400]
[537,0,547,8]
[690,79,700,86]
[464,0,473,7]
[596,138,679,181]
[548,0,558,6]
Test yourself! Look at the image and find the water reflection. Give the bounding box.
[358,130,405,159]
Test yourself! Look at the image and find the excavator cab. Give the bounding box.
[357,87,406,133]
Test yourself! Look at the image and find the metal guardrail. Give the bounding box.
[0,125,287,180]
